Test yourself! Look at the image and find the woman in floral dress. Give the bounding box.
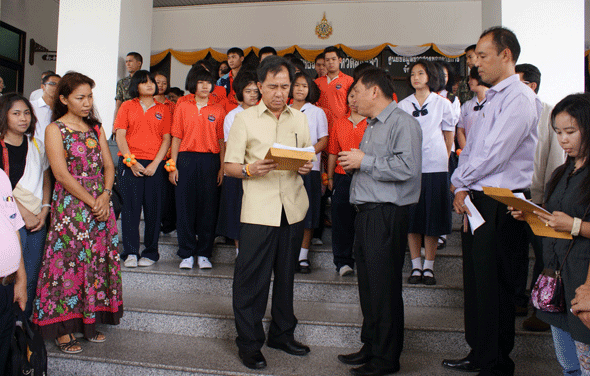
[32,72,123,354]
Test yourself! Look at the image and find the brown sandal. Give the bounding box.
[55,334,83,354]
[86,331,106,343]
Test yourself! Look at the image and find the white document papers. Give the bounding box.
[513,192,551,216]
[464,195,485,234]
[271,143,315,153]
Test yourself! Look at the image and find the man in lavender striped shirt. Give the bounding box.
[443,27,542,376]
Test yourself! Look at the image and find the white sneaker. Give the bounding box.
[339,265,354,277]
[179,256,194,269]
[198,256,212,269]
[124,255,138,268]
[311,238,323,246]
[138,258,155,267]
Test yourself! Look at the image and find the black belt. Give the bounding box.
[1,272,16,286]
[469,188,530,200]
[353,203,394,213]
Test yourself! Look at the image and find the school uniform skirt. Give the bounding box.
[407,171,452,237]
[302,171,322,229]
[216,176,243,240]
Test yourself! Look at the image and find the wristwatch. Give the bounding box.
[242,164,248,178]
[104,188,113,196]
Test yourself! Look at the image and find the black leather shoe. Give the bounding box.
[297,260,311,274]
[238,350,267,370]
[267,338,310,356]
[338,349,373,365]
[422,269,437,285]
[350,362,400,376]
[407,269,422,284]
[441,357,480,372]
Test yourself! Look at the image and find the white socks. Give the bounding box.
[299,248,309,266]
[423,260,434,277]
[412,258,434,277]
[411,257,422,276]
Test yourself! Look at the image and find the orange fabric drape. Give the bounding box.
[151,43,467,67]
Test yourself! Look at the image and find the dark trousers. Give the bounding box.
[118,157,165,261]
[0,284,15,374]
[461,193,528,375]
[354,204,408,369]
[233,210,304,353]
[19,226,47,318]
[331,173,356,270]
[515,226,544,308]
[175,152,219,259]
[161,179,177,234]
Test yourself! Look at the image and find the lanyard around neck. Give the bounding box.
[0,139,9,176]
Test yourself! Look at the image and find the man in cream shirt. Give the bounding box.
[225,56,313,371]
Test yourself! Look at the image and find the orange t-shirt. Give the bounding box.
[156,97,176,116]
[315,73,354,120]
[209,85,228,105]
[172,97,226,154]
[328,117,367,175]
[113,98,171,160]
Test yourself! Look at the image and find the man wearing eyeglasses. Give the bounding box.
[31,73,61,143]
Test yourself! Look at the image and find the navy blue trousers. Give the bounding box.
[331,173,356,270]
[0,284,15,375]
[118,157,165,261]
[175,152,219,259]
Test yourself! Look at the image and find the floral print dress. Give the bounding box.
[32,121,123,339]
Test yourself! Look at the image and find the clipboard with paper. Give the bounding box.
[482,187,572,239]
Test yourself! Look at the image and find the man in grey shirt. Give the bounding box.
[337,67,422,376]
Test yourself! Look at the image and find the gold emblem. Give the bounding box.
[315,12,333,40]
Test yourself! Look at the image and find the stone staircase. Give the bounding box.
[46,215,560,375]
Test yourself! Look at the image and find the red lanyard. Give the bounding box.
[0,139,8,176]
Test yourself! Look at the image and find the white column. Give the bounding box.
[482,0,585,105]
[56,0,152,136]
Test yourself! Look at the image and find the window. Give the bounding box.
[0,22,26,94]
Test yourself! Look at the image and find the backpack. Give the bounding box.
[6,303,48,376]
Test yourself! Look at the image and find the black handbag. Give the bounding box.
[6,304,48,376]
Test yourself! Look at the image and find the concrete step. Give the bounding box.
[47,327,560,376]
[121,260,464,307]
[118,288,554,359]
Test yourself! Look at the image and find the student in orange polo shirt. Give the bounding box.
[154,72,175,115]
[315,46,354,121]
[169,68,226,270]
[327,86,367,277]
[177,62,229,110]
[217,47,244,111]
[114,70,171,267]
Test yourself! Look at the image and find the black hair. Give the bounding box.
[256,55,295,84]
[430,61,447,92]
[323,46,341,58]
[233,70,260,102]
[465,44,477,53]
[195,59,213,73]
[42,73,61,85]
[259,46,277,57]
[185,67,216,94]
[41,70,55,79]
[286,55,305,73]
[469,67,492,88]
[314,53,325,63]
[0,93,38,139]
[545,93,590,206]
[290,72,320,104]
[480,26,520,63]
[438,60,457,92]
[127,52,143,64]
[356,67,394,99]
[218,61,230,78]
[515,63,541,94]
[353,62,375,81]
[168,87,184,97]
[407,59,439,92]
[128,70,158,98]
[52,71,101,127]
[227,47,244,58]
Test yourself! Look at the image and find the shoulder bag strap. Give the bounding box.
[0,139,9,176]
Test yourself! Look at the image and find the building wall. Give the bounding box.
[152,0,484,89]
[0,0,59,96]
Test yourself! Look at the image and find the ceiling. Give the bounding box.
[153,0,296,7]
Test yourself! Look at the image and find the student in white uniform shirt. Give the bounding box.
[398,59,455,286]
[457,67,491,150]
[31,73,60,143]
[216,70,260,256]
[290,72,328,274]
